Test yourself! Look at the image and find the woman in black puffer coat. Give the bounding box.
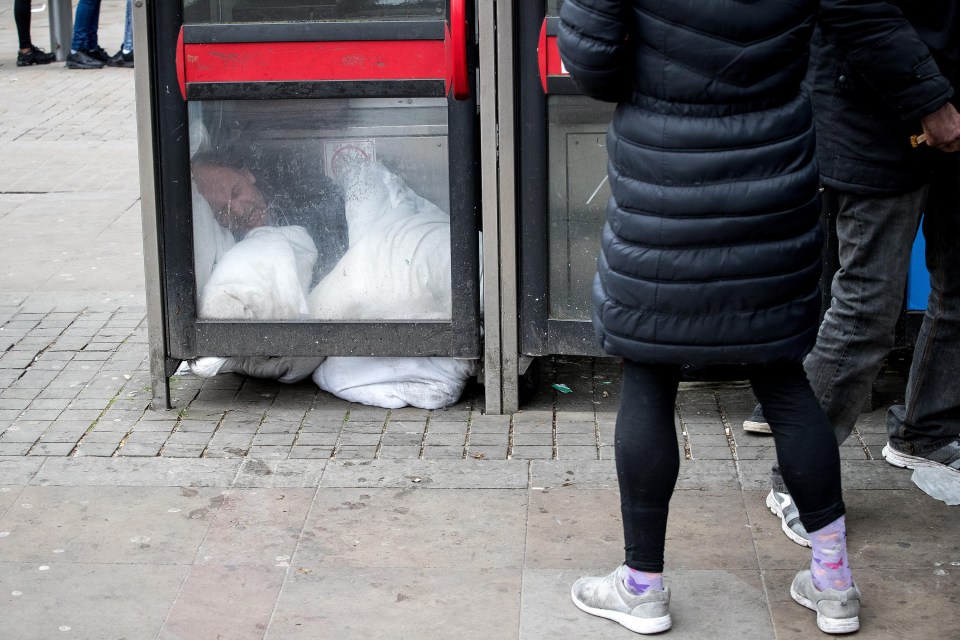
[559,1,860,635]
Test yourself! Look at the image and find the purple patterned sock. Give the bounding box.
[621,565,664,595]
[809,515,853,591]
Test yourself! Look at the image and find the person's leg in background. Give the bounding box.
[569,360,680,634]
[14,0,56,66]
[66,0,105,69]
[107,0,134,67]
[123,0,133,52]
[884,158,960,474]
[763,186,926,545]
[751,362,861,634]
[805,187,926,444]
[83,0,109,61]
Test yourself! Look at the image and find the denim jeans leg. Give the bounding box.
[887,159,960,454]
[70,0,102,51]
[90,0,102,49]
[122,0,133,53]
[803,186,926,445]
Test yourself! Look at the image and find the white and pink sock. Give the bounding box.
[622,566,664,595]
[809,515,853,591]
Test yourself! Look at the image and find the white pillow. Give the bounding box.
[313,357,475,409]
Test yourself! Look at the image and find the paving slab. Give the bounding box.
[0,458,43,484]
[196,488,315,567]
[0,485,23,514]
[31,457,242,487]
[158,564,287,640]
[268,567,522,640]
[1,2,957,638]
[765,567,960,640]
[295,487,528,569]
[0,485,222,565]
[319,459,530,489]
[521,569,774,640]
[233,458,328,488]
[0,561,187,640]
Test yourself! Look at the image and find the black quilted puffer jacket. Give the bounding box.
[559,0,822,365]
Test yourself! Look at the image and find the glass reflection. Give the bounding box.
[183,0,445,24]
[547,95,614,320]
[188,98,451,322]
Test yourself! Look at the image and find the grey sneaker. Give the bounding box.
[570,566,671,634]
[882,438,960,476]
[790,569,860,634]
[743,403,771,434]
[766,489,810,547]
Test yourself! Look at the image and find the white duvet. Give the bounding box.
[307,159,452,320]
[309,160,474,408]
[185,158,475,408]
[185,186,325,384]
[199,225,317,321]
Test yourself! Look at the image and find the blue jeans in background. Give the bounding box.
[122,0,133,53]
[803,161,960,453]
[70,0,102,52]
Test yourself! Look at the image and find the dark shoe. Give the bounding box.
[16,45,56,66]
[82,47,111,63]
[743,403,771,434]
[65,50,105,69]
[106,49,134,68]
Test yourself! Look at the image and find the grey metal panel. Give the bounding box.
[546,319,605,357]
[546,112,610,322]
[133,0,172,409]
[186,80,447,101]
[47,0,73,61]
[495,0,519,414]
[183,21,445,43]
[190,322,460,357]
[542,100,613,354]
[478,0,502,414]
[516,0,549,356]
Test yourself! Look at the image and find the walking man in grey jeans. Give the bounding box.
[744,0,960,546]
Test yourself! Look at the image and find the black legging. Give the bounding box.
[15,0,33,49]
[617,359,846,573]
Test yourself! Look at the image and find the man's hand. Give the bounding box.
[921,102,960,152]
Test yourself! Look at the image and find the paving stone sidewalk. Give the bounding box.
[1,3,958,640]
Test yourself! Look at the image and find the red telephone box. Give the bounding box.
[516,2,614,357]
[139,0,480,406]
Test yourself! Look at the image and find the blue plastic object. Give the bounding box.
[906,222,931,311]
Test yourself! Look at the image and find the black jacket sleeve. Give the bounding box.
[557,0,632,103]
[818,0,954,121]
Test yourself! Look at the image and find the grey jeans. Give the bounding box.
[804,158,960,454]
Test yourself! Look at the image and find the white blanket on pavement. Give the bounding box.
[312,356,475,410]
[186,355,323,385]
[308,160,474,408]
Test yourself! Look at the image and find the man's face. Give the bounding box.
[192,162,270,233]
